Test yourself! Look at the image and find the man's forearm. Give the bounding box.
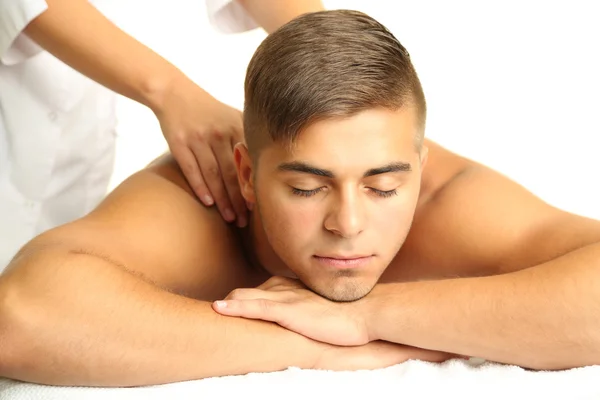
[23,0,183,112]
[364,242,600,370]
[0,249,322,386]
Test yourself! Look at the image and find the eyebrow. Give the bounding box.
[277,161,412,178]
[363,162,412,177]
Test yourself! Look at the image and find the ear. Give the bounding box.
[419,144,429,171]
[234,143,256,210]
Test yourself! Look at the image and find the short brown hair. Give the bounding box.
[244,9,426,157]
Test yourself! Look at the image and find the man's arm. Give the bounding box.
[238,0,325,34]
[0,251,321,386]
[364,162,600,370]
[0,157,325,386]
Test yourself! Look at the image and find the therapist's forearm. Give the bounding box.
[238,0,325,34]
[23,0,186,112]
[0,248,323,386]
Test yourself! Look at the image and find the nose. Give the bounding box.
[323,188,366,238]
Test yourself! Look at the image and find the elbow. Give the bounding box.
[0,254,45,380]
[0,274,44,381]
[0,279,21,379]
[0,293,6,377]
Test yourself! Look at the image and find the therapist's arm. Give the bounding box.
[23,0,251,227]
[23,0,185,114]
[238,0,325,34]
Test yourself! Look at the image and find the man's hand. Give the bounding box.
[212,276,370,346]
[213,277,468,368]
[153,74,247,227]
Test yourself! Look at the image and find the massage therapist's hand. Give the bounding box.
[153,74,247,227]
[213,276,371,346]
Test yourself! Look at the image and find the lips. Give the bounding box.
[315,254,371,260]
[313,254,374,269]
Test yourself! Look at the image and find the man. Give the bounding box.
[1,9,600,387]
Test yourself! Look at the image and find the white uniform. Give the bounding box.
[0,0,257,270]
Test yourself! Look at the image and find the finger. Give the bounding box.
[191,141,235,222]
[172,146,214,206]
[212,138,248,227]
[212,298,283,323]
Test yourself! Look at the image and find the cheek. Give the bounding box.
[371,187,420,239]
[259,189,320,250]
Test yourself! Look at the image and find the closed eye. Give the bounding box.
[292,187,397,198]
[291,187,324,197]
[369,188,398,198]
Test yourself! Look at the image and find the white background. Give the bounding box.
[107,0,600,220]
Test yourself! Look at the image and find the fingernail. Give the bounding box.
[214,301,227,308]
[237,215,247,228]
[224,209,235,221]
[203,195,214,206]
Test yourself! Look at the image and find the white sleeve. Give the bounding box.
[205,0,259,34]
[0,0,48,65]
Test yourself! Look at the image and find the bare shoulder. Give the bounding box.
[23,154,257,300]
[386,140,600,282]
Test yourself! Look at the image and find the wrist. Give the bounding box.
[359,283,393,342]
[139,65,187,114]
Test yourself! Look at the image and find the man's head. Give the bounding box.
[235,10,428,302]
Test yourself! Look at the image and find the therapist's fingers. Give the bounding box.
[191,141,235,223]
[212,138,247,228]
[171,146,213,207]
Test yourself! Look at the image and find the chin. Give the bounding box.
[310,276,376,303]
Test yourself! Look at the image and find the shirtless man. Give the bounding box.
[1,10,600,387]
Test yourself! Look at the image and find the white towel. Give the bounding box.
[1,359,599,399]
